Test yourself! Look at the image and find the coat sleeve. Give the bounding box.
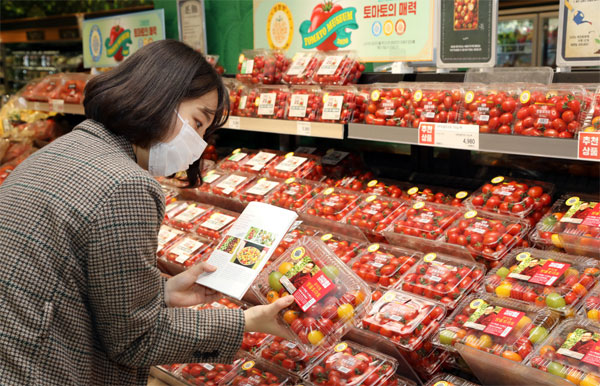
[86,176,244,367]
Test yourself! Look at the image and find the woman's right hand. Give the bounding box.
[244,296,296,341]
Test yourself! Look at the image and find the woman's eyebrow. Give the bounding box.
[196,105,216,120]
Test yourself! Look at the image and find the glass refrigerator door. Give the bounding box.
[497,15,538,67]
[539,12,559,67]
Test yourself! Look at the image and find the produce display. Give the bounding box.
[527,318,600,385]
[362,180,406,199]
[22,74,63,102]
[48,73,89,104]
[225,78,246,116]
[583,85,600,132]
[252,85,290,119]
[319,86,363,124]
[156,225,186,257]
[407,346,451,381]
[311,51,364,85]
[268,177,324,210]
[344,195,408,240]
[437,294,559,363]
[236,49,291,85]
[286,86,322,121]
[364,84,413,127]
[404,186,469,207]
[194,207,239,240]
[581,284,600,321]
[160,234,214,270]
[349,243,420,288]
[388,201,463,241]
[263,153,323,181]
[483,248,599,316]
[258,336,324,374]
[239,177,284,204]
[400,252,485,309]
[168,201,213,231]
[303,187,362,222]
[319,233,368,264]
[410,84,462,127]
[210,172,256,198]
[459,85,520,134]
[283,52,322,85]
[178,362,241,386]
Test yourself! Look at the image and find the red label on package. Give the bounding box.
[529,261,571,286]
[483,308,525,338]
[582,341,600,366]
[292,271,335,312]
[419,123,435,145]
[582,203,600,227]
[578,132,600,161]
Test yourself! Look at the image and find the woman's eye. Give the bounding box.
[195,120,203,129]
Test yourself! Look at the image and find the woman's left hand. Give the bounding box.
[164,262,220,307]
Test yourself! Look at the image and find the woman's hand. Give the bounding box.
[164,262,221,307]
[244,296,296,341]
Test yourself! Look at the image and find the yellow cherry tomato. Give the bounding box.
[464,334,480,349]
[337,303,355,320]
[501,350,522,362]
[283,310,299,324]
[495,282,512,298]
[516,316,532,331]
[279,262,293,275]
[307,330,324,345]
[588,309,600,321]
[565,268,580,278]
[581,374,600,386]
[266,290,280,303]
[567,369,584,386]
[551,234,563,249]
[478,334,493,349]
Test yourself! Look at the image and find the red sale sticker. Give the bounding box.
[582,203,600,227]
[483,308,525,338]
[582,341,600,366]
[419,123,435,145]
[292,271,335,312]
[578,132,600,161]
[529,261,571,286]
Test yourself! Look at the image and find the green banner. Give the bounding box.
[299,7,358,49]
[83,9,165,68]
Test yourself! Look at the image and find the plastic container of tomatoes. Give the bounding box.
[221,358,300,386]
[320,149,364,180]
[210,171,256,198]
[387,201,465,242]
[361,179,407,199]
[236,85,260,117]
[251,85,290,119]
[48,72,90,104]
[25,74,64,102]
[196,169,229,193]
[160,184,178,205]
[399,252,485,309]
[424,373,480,386]
[156,225,186,257]
[257,336,326,375]
[484,248,600,317]
[404,185,469,207]
[236,49,291,85]
[273,224,322,262]
[318,86,359,124]
[514,84,588,138]
[267,177,325,211]
[159,234,215,273]
[310,51,364,85]
[224,78,246,116]
[364,83,414,127]
[302,187,363,222]
[580,283,600,322]
[582,85,600,132]
[442,209,531,268]
[217,148,257,172]
[319,232,368,265]
[163,200,191,220]
[459,83,521,134]
[194,207,239,240]
[263,152,323,181]
[282,52,323,85]
[178,360,242,386]
[467,176,554,224]
[349,243,420,288]
[239,177,285,204]
[286,85,323,122]
[534,193,600,258]
[527,318,600,385]
[302,341,397,386]
[343,195,408,241]
[435,293,560,363]
[252,237,372,350]
[409,83,463,127]
[167,201,214,231]
[406,345,451,381]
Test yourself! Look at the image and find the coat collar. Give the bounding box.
[74,119,136,162]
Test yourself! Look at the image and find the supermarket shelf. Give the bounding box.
[348,123,582,161]
[22,100,84,115]
[222,116,344,139]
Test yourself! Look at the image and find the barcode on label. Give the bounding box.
[424,111,436,118]
[337,366,351,374]
[538,118,549,124]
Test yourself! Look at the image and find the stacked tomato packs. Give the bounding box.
[582,85,600,132]
[159,233,214,272]
[319,86,363,124]
[220,358,299,386]
[319,233,368,265]
[239,177,284,204]
[344,195,408,241]
[581,284,600,322]
[404,186,469,207]
[268,177,324,210]
[459,84,520,134]
[282,52,322,85]
[349,244,420,288]
[303,187,362,222]
[286,86,323,122]
[388,201,464,242]
[218,149,281,174]
[364,84,414,127]
[527,318,600,386]
[194,207,239,240]
[21,73,90,104]
[251,85,290,119]
[410,84,462,127]
[311,51,365,86]
[236,49,291,85]
[263,152,323,181]
[361,179,406,199]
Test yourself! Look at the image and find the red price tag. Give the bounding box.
[293,271,335,312]
[578,132,600,161]
[529,261,571,286]
[582,341,600,366]
[483,308,525,338]
[418,123,435,145]
[582,203,600,227]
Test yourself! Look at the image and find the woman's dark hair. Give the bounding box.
[84,39,229,149]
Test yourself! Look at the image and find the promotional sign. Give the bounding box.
[556,0,600,67]
[253,0,435,62]
[418,122,480,150]
[177,0,208,52]
[437,0,498,68]
[578,132,600,161]
[82,9,165,68]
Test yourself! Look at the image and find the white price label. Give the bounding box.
[33,102,43,111]
[287,52,312,76]
[322,95,343,120]
[317,55,344,75]
[296,121,312,136]
[257,93,276,116]
[418,122,479,150]
[288,94,309,118]
[228,116,241,129]
[49,99,64,113]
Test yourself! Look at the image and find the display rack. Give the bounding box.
[222,116,345,139]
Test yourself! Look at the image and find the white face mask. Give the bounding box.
[147,111,208,177]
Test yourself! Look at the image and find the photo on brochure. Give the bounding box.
[230,241,268,270]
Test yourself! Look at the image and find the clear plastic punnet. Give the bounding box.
[167,201,213,231]
[424,373,480,386]
[252,85,290,119]
[267,177,325,211]
[156,225,186,257]
[406,346,451,381]
[582,85,600,132]
[224,78,247,116]
[435,293,560,363]
[387,201,464,241]
[285,85,323,122]
[282,52,323,85]
[361,179,407,199]
[220,358,299,386]
[163,200,191,220]
[409,83,463,127]
[364,83,414,127]
[236,85,259,117]
[467,175,554,223]
[236,49,291,85]
[239,177,285,204]
[24,74,64,102]
[361,289,446,351]
[404,184,469,207]
[160,184,178,204]
[534,194,600,258]
[399,252,485,309]
[194,207,239,240]
[319,232,368,265]
[580,283,600,322]
[230,150,282,174]
[252,237,372,350]
[217,148,257,172]
[302,341,397,386]
[178,360,241,386]
[310,51,364,85]
[257,336,326,375]
[442,209,531,268]
[302,187,363,222]
[47,72,90,104]
[196,169,228,193]
[527,318,600,385]
[318,86,360,124]
[274,224,322,261]
[159,234,214,271]
[342,195,408,241]
[459,83,522,134]
[349,243,420,288]
[514,84,588,138]
[209,171,257,198]
[263,152,323,181]
[483,248,600,316]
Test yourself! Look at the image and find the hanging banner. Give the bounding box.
[556,0,600,67]
[253,0,435,62]
[82,9,165,68]
[437,0,498,68]
[177,0,208,52]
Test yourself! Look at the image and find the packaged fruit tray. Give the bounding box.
[218,148,259,172]
[48,72,89,104]
[343,194,408,241]
[167,201,214,231]
[405,345,450,381]
[236,49,291,85]
[459,83,521,134]
[533,194,600,258]
[483,248,600,316]
[282,52,322,85]
[221,358,299,386]
[361,179,407,199]
[424,373,480,386]
[194,207,239,240]
[399,252,485,309]
[252,237,372,351]
[160,184,178,205]
[303,187,363,222]
[527,318,600,386]
[156,225,186,257]
[310,51,364,85]
[267,177,324,211]
[364,83,414,127]
[158,234,215,271]
[349,243,420,288]
[210,171,257,198]
[435,294,560,363]
[177,360,243,386]
[23,74,63,102]
[224,78,245,116]
[404,185,469,207]
[361,289,446,352]
[467,175,554,222]
[263,152,323,181]
[582,84,599,132]
[197,169,229,193]
[257,336,326,375]
[580,283,600,322]
[163,200,191,220]
[237,86,259,117]
[302,341,397,386]
[252,85,290,119]
[286,85,323,122]
[318,86,361,124]
[409,83,463,127]
[319,232,368,264]
[239,177,285,204]
[273,224,322,261]
[387,201,464,242]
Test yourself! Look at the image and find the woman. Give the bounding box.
[0,40,293,385]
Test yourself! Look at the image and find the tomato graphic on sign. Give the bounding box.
[105,25,132,62]
[310,2,343,51]
[299,2,358,50]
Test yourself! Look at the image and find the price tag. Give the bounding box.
[228,116,241,129]
[33,102,43,111]
[49,99,64,113]
[296,121,312,136]
[578,132,600,161]
[418,122,479,150]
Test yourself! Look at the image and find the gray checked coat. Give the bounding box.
[0,119,244,385]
